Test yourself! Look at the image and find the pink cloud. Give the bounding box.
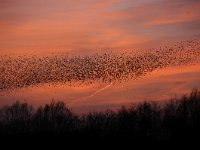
[0,0,200,54]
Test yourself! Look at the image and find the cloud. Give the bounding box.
[0,0,200,53]
[148,0,200,25]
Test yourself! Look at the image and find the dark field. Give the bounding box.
[0,89,200,145]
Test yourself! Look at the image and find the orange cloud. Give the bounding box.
[0,0,200,54]
[149,1,200,25]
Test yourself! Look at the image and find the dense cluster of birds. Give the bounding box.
[0,39,200,91]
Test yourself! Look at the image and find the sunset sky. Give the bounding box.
[0,0,200,113]
[1,0,200,54]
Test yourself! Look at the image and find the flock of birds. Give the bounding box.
[0,39,200,91]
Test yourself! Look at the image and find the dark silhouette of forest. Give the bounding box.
[0,89,200,144]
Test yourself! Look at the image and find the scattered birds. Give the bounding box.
[0,39,200,91]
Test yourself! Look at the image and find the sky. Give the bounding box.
[0,0,200,112]
[1,64,200,113]
[0,0,200,54]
